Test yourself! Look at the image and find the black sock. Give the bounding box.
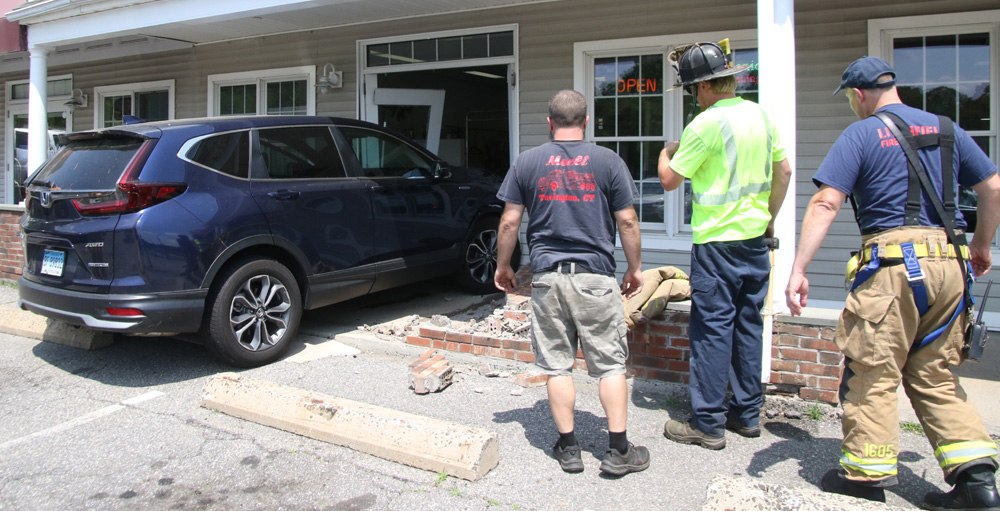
[608,430,628,453]
[557,431,578,449]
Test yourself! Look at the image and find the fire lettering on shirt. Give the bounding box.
[877,124,939,148]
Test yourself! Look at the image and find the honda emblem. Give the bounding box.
[39,191,52,208]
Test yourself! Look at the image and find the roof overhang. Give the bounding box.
[7,0,559,48]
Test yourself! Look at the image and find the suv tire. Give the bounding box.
[203,257,302,367]
[459,217,521,294]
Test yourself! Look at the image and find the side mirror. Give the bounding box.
[434,163,452,179]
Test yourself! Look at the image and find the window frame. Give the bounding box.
[93,79,175,129]
[206,66,316,117]
[869,10,1000,251]
[573,29,756,252]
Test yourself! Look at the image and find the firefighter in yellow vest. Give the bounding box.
[786,56,1000,508]
[658,41,792,449]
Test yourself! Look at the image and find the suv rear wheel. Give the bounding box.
[203,257,302,367]
[459,217,521,294]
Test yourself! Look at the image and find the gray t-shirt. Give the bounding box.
[497,140,638,276]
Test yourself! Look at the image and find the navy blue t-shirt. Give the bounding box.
[497,141,638,276]
[814,103,996,233]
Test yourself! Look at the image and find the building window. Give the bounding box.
[366,31,514,67]
[579,34,758,242]
[9,78,73,102]
[207,66,315,117]
[870,11,998,240]
[94,80,175,128]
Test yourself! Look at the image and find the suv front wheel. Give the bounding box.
[459,217,521,294]
[203,257,302,367]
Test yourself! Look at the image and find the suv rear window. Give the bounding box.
[31,136,144,190]
[186,131,249,178]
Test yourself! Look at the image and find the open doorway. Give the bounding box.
[368,65,511,177]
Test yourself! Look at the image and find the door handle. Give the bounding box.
[267,190,300,201]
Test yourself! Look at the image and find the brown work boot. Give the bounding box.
[725,417,761,438]
[923,464,1000,510]
[663,419,725,450]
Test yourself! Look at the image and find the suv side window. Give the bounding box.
[257,126,345,179]
[186,131,250,178]
[338,126,434,178]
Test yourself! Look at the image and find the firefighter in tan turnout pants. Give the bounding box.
[786,56,1000,509]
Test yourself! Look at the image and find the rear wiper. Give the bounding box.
[28,179,52,189]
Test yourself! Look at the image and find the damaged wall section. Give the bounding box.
[405,267,844,405]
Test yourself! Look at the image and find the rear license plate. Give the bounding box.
[41,249,65,277]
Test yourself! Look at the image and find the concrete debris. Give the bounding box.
[362,315,420,341]
[702,475,910,511]
[479,363,500,377]
[362,299,531,343]
[509,386,524,396]
[409,349,454,394]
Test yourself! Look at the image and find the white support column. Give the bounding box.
[27,46,50,175]
[758,0,797,382]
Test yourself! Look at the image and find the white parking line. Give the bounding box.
[0,391,164,450]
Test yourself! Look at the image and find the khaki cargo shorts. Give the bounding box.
[529,266,629,378]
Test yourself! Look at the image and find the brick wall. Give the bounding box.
[0,205,23,282]
[408,267,845,405]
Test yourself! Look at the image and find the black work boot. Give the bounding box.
[923,464,1000,510]
[820,468,887,503]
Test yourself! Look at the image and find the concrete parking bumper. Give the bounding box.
[201,372,500,481]
[0,305,113,350]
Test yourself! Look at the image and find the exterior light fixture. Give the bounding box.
[64,88,88,109]
[316,63,343,93]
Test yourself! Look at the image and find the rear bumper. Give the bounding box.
[17,277,207,334]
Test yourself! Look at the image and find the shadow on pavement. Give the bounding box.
[30,335,232,387]
[493,399,611,463]
[746,421,939,508]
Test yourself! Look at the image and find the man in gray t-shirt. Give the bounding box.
[494,89,646,476]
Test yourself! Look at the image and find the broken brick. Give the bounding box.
[515,372,548,388]
[408,350,454,394]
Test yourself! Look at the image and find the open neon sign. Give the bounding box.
[617,78,658,93]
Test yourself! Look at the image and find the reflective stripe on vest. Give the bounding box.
[840,450,898,477]
[934,440,999,469]
[691,107,772,207]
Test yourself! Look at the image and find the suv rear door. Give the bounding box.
[21,133,152,293]
[249,125,376,307]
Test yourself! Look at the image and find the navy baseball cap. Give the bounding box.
[833,56,896,95]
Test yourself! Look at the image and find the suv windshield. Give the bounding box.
[31,136,144,190]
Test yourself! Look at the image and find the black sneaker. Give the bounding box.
[820,468,886,503]
[552,442,583,473]
[599,442,650,476]
[725,417,761,438]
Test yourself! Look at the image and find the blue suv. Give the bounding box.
[19,116,518,367]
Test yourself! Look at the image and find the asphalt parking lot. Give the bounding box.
[0,280,994,510]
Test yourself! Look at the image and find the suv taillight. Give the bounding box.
[72,139,186,216]
[73,183,187,216]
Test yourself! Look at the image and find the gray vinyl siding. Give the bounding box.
[1,0,997,308]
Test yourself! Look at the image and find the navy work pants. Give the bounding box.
[688,237,770,436]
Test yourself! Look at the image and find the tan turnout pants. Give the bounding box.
[836,226,998,484]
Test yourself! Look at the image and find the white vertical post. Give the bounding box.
[757,0,797,382]
[27,45,50,176]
